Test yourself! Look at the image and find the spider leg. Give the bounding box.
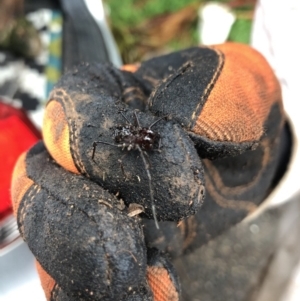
[118,153,129,179]
[158,137,162,150]
[149,115,168,129]
[120,111,132,125]
[136,145,159,229]
[143,150,152,169]
[134,111,141,128]
[92,141,119,160]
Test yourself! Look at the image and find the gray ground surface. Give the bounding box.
[174,193,300,301]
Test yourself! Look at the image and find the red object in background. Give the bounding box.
[0,101,41,219]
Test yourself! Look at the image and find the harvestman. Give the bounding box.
[92,111,167,229]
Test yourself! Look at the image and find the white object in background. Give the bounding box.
[0,239,46,301]
[251,1,300,300]
[84,0,122,67]
[198,2,235,45]
[251,0,300,210]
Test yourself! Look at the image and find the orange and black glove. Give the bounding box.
[11,42,285,300]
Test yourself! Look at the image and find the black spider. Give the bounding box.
[92,111,166,229]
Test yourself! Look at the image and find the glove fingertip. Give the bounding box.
[43,100,79,174]
[193,42,283,143]
[36,261,56,301]
[11,151,34,216]
[147,249,180,301]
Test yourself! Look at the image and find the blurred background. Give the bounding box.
[0,0,299,300]
[105,0,255,63]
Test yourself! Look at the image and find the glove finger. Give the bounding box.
[143,127,288,256]
[139,43,286,253]
[35,249,181,301]
[146,249,180,301]
[43,64,205,222]
[141,42,283,159]
[36,262,154,301]
[143,122,287,255]
[11,141,151,300]
[35,262,56,301]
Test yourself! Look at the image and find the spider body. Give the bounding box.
[92,112,166,229]
[114,125,160,151]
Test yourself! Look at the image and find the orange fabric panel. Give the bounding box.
[43,101,79,174]
[147,266,179,301]
[10,152,34,216]
[121,64,141,73]
[36,261,56,301]
[193,42,282,142]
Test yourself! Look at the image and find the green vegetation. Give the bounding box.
[228,18,252,44]
[104,0,255,63]
[106,0,198,27]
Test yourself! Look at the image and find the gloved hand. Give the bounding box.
[11,42,285,301]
